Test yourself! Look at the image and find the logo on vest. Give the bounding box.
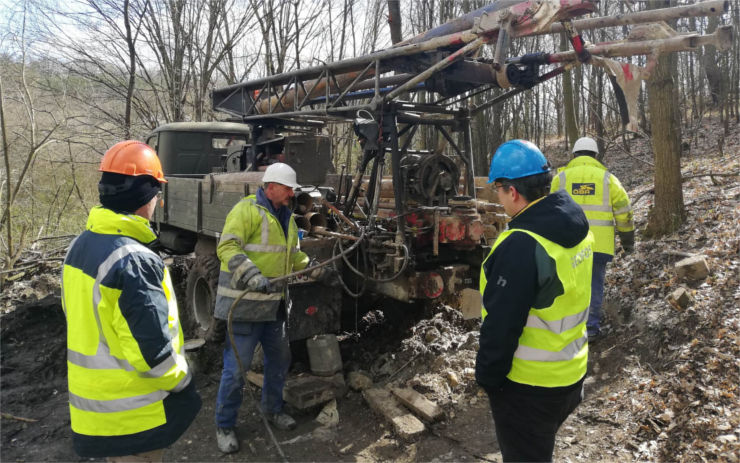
[571,244,593,268]
[496,275,507,287]
[571,183,596,195]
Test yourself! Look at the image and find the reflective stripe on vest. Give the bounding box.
[479,228,593,387]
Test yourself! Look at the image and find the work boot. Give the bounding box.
[216,427,239,454]
[267,412,297,431]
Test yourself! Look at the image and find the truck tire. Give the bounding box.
[185,254,221,341]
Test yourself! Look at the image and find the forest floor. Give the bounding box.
[2,116,739,462]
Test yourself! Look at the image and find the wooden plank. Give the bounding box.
[363,388,425,439]
[391,387,443,422]
[246,370,263,387]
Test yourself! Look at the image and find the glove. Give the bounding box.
[231,263,272,293]
[309,260,340,286]
[247,274,272,293]
[618,230,635,253]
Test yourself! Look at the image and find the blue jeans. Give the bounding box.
[587,252,613,336]
[214,319,291,429]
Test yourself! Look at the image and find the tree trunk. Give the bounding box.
[645,0,685,237]
[387,0,402,45]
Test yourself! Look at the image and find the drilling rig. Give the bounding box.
[149,0,733,341]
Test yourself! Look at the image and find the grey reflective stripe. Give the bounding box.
[580,204,612,212]
[220,233,245,247]
[513,335,587,362]
[69,389,168,413]
[601,171,611,206]
[141,352,177,378]
[243,243,287,253]
[258,208,270,244]
[171,369,192,393]
[243,198,273,246]
[290,246,299,254]
[613,206,632,216]
[588,219,615,227]
[615,219,634,228]
[233,258,257,282]
[67,348,135,371]
[525,309,588,334]
[217,285,284,301]
[558,172,566,190]
[90,244,158,369]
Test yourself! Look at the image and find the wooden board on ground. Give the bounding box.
[363,388,425,439]
[391,387,443,422]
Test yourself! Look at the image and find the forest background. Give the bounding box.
[1,0,739,280]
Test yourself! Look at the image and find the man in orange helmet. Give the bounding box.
[61,140,201,461]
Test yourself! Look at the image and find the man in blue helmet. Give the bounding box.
[476,140,594,462]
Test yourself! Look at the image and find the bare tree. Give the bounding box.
[645,0,685,236]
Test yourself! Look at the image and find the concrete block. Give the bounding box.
[391,387,443,422]
[283,375,336,410]
[363,388,425,439]
[675,255,710,280]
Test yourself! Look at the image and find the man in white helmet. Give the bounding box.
[213,162,309,453]
[551,137,635,342]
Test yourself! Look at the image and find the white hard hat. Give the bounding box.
[572,137,599,156]
[262,162,300,188]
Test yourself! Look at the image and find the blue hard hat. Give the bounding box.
[488,140,551,183]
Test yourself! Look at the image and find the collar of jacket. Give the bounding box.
[86,206,158,244]
[567,155,607,171]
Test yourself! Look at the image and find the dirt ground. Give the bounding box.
[2,117,739,462]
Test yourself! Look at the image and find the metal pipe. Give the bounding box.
[547,27,734,63]
[539,0,728,37]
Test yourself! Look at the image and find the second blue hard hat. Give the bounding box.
[488,139,551,183]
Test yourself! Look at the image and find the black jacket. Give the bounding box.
[475,190,590,395]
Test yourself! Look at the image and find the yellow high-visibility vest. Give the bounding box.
[551,156,634,255]
[479,228,594,387]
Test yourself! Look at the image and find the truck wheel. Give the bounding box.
[185,255,220,340]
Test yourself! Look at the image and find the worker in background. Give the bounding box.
[551,136,635,342]
[61,141,201,461]
[476,140,593,462]
[214,162,329,454]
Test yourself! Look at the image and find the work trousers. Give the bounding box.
[487,381,584,462]
[587,252,612,336]
[215,317,291,429]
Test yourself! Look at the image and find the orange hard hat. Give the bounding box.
[99,140,167,183]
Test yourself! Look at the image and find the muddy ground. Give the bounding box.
[2,117,739,462]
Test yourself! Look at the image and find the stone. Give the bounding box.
[446,371,460,388]
[424,327,440,343]
[315,399,339,427]
[666,287,693,310]
[347,371,373,391]
[674,255,710,280]
[363,388,425,439]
